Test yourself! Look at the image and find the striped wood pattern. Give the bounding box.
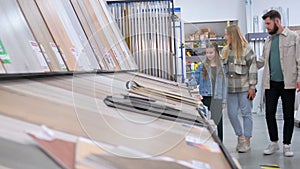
[35,0,79,71]
[98,0,136,70]
[47,0,100,71]
[0,0,48,73]
[69,0,108,70]
[16,0,67,72]
[73,0,121,70]
[0,75,230,169]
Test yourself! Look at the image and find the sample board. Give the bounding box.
[16,0,67,72]
[0,0,49,73]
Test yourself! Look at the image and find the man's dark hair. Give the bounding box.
[262,10,281,20]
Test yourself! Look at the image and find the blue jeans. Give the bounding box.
[227,92,253,138]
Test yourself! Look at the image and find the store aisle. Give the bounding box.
[223,111,300,169]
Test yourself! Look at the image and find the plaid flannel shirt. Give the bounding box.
[222,44,258,93]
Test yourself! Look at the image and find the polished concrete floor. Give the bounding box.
[223,111,300,169]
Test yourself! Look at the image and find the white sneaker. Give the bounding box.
[283,144,294,157]
[238,141,251,153]
[263,142,279,155]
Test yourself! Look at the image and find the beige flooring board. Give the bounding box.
[91,0,130,70]
[0,0,48,73]
[49,0,100,71]
[75,138,105,169]
[0,61,7,73]
[17,0,67,72]
[35,0,78,71]
[75,0,121,70]
[0,75,231,169]
[69,0,108,70]
[98,0,137,70]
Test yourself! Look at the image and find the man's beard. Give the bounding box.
[268,24,279,35]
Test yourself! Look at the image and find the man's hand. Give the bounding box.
[297,82,300,92]
[247,88,256,100]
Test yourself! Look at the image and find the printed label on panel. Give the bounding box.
[50,42,67,70]
[29,41,50,72]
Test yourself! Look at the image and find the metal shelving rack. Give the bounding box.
[106,0,179,81]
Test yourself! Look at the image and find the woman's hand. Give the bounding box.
[222,103,226,110]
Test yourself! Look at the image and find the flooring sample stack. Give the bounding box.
[16,0,67,72]
[35,0,100,71]
[70,0,137,71]
[34,0,81,71]
[0,0,50,73]
[108,1,173,79]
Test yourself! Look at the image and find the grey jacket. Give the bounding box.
[257,28,300,89]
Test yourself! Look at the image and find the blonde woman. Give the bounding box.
[222,25,258,153]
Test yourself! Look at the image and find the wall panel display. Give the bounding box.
[108,1,173,79]
[41,0,100,71]
[16,0,67,72]
[97,0,137,70]
[69,0,109,70]
[0,0,50,73]
[72,0,121,70]
[35,0,81,71]
[70,0,137,71]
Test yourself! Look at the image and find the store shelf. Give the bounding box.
[245,32,269,42]
[185,37,225,43]
[186,55,205,63]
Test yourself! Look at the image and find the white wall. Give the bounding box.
[174,0,247,33]
[251,0,300,26]
[174,0,300,34]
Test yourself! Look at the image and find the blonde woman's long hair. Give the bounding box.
[222,25,248,61]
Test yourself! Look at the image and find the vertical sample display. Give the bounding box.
[71,0,120,70]
[0,0,49,73]
[70,0,137,71]
[35,0,79,71]
[36,0,100,71]
[108,1,173,79]
[17,0,68,72]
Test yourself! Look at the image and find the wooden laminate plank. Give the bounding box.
[29,133,76,169]
[16,0,67,72]
[35,0,79,71]
[91,0,129,70]
[0,60,7,74]
[49,0,100,71]
[0,77,231,169]
[73,0,120,70]
[98,0,137,70]
[75,138,105,169]
[0,0,49,73]
[69,0,107,70]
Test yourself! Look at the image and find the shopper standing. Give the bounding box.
[222,25,258,153]
[257,10,300,157]
[190,42,227,141]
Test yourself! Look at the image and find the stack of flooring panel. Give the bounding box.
[0,0,137,74]
[0,0,50,73]
[0,72,238,169]
[108,1,174,80]
[70,0,137,71]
